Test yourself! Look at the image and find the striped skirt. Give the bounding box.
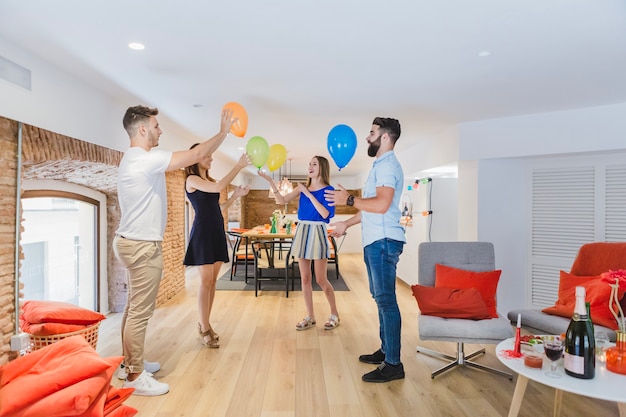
[290,221,329,260]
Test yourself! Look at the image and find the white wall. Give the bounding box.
[459,102,626,160]
[475,159,528,315]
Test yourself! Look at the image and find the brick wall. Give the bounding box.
[0,117,19,364]
[0,116,188,365]
[241,189,360,228]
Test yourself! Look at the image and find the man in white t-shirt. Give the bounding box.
[113,105,235,396]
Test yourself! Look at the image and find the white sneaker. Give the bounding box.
[123,370,169,396]
[117,360,161,380]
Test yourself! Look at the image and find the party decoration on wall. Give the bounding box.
[408,177,432,190]
[222,102,248,137]
[327,124,357,170]
[246,136,270,168]
[267,144,288,172]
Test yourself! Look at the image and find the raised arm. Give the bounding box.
[187,154,250,194]
[220,185,250,212]
[167,109,235,172]
[257,170,300,204]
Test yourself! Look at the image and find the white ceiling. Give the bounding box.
[1,0,625,179]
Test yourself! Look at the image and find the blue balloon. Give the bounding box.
[327,124,357,170]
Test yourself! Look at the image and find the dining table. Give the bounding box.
[241,225,295,296]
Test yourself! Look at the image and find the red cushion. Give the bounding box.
[0,336,112,415]
[435,264,501,318]
[542,271,625,330]
[5,356,122,417]
[106,404,139,417]
[19,317,90,336]
[411,285,490,319]
[21,300,105,325]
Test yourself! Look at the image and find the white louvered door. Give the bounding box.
[528,155,626,308]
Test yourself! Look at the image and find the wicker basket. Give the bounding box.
[29,321,100,351]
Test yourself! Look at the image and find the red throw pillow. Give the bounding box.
[435,264,502,318]
[21,300,105,325]
[0,336,112,415]
[411,285,491,319]
[542,271,625,330]
[19,317,90,336]
[8,356,123,417]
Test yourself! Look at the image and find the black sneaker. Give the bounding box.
[359,349,385,364]
[362,362,405,383]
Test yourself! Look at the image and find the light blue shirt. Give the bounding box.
[361,151,406,247]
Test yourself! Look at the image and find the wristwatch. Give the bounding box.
[346,194,355,206]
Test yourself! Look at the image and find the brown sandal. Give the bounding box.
[197,322,219,340]
[197,323,219,348]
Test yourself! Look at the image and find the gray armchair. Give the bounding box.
[416,242,514,379]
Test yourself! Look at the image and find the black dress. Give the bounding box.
[183,189,229,266]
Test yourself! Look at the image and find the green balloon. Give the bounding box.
[246,136,270,169]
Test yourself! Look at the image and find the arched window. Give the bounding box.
[21,181,107,312]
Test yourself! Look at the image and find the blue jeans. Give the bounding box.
[363,238,404,365]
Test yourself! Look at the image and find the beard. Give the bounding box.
[148,129,159,147]
[367,134,381,157]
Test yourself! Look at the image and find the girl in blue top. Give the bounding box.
[258,156,340,330]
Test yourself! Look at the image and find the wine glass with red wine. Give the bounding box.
[544,337,564,378]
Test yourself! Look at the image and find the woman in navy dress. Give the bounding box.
[258,155,339,331]
[184,145,250,348]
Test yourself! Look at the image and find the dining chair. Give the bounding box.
[227,230,254,282]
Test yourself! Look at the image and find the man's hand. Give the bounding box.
[329,221,347,237]
[220,109,237,136]
[324,184,350,207]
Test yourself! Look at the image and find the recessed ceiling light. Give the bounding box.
[478,50,491,57]
[128,42,145,51]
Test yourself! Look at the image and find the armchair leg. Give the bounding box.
[416,343,512,379]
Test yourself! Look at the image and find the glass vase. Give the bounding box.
[605,331,626,375]
[270,219,277,234]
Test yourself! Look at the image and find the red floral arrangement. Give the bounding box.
[600,269,626,332]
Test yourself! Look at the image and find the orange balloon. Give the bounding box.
[223,102,248,138]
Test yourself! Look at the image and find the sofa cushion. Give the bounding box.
[0,336,112,416]
[21,300,105,325]
[435,264,501,318]
[542,270,625,330]
[411,285,490,319]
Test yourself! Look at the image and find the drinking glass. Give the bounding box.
[596,332,610,363]
[544,337,564,378]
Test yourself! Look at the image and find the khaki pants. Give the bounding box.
[113,235,163,374]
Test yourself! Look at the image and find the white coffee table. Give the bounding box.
[496,337,626,417]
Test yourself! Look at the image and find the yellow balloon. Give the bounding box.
[267,144,287,172]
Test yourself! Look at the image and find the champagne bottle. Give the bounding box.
[564,286,595,379]
[586,301,594,339]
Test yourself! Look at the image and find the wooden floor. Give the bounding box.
[97,254,620,417]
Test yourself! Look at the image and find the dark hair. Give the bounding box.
[307,155,331,187]
[123,105,158,137]
[184,143,214,181]
[372,117,401,144]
